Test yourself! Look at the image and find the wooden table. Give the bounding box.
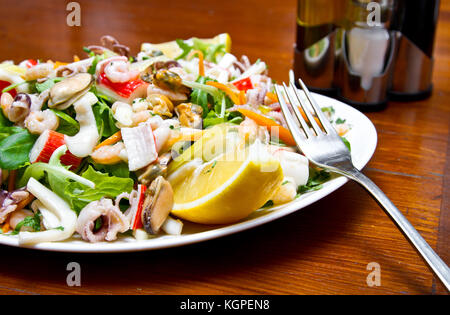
[0,0,448,295]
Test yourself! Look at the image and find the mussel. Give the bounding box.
[48,73,94,110]
[175,103,203,129]
[137,153,172,186]
[147,94,174,118]
[141,176,173,235]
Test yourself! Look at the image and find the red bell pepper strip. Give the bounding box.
[233,77,253,91]
[131,185,148,230]
[0,80,17,98]
[24,59,38,69]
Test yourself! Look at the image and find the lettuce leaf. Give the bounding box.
[64,166,134,213]
[18,146,94,191]
[92,98,119,138]
[0,126,37,170]
[175,38,226,63]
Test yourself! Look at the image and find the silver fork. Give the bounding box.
[274,77,450,291]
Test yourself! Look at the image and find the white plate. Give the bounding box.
[0,93,377,253]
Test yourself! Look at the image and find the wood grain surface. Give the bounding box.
[0,0,448,295]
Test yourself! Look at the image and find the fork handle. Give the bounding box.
[343,168,450,291]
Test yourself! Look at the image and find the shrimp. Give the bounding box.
[104,60,139,83]
[24,63,54,81]
[132,110,152,126]
[271,177,297,205]
[24,109,59,135]
[91,142,126,165]
[9,209,35,232]
[335,123,350,136]
[239,117,259,143]
[0,92,14,120]
[112,101,152,128]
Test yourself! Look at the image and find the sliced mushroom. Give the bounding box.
[48,73,94,110]
[137,153,172,186]
[141,176,173,234]
[175,103,203,129]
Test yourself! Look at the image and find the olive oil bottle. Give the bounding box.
[294,0,348,93]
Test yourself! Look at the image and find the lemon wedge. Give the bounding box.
[168,123,238,174]
[141,33,232,60]
[170,142,283,224]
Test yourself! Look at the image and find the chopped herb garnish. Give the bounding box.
[321,106,335,115]
[335,118,346,124]
[83,47,95,56]
[341,137,351,151]
[297,167,331,195]
[11,212,42,235]
[261,200,274,208]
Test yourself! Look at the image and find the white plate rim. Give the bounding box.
[0,93,377,253]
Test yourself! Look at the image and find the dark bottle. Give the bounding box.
[389,0,440,100]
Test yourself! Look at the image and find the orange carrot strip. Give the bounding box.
[187,50,205,77]
[297,106,323,128]
[239,90,247,105]
[266,92,279,104]
[237,108,296,146]
[7,170,16,192]
[15,194,35,212]
[94,131,122,150]
[73,55,80,62]
[53,61,69,69]
[206,81,241,105]
[2,222,10,233]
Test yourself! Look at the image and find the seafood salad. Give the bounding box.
[0,34,350,245]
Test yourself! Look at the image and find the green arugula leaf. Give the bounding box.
[0,110,12,127]
[64,166,134,213]
[175,39,193,60]
[175,38,226,63]
[50,109,80,136]
[35,77,63,93]
[88,54,105,75]
[89,159,130,178]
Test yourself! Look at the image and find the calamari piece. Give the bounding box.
[19,178,77,245]
[122,123,158,171]
[271,149,309,187]
[64,92,100,157]
[31,200,60,230]
[76,198,130,243]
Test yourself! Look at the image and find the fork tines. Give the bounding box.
[275,74,336,141]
